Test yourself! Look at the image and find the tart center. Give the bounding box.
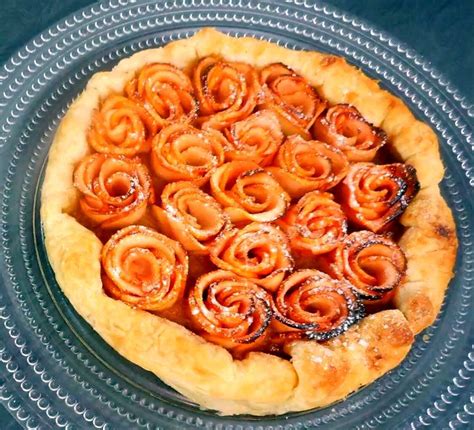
[73,55,418,358]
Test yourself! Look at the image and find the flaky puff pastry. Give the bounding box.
[41,28,456,415]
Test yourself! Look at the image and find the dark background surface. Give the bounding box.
[0,0,472,428]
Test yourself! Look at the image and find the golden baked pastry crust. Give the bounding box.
[41,28,457,415]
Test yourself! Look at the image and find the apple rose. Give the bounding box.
[210,161,290,223]
[73,153,153,229]
[151,123,226,186]
[259,63,326,139]
[313,104,387,162]
[279,191,347,255]
[125,63,197,130]
[193,56,260,130]
[267,135,349,198]
[320,231,407,301]
[151,181,229,253]
[188,270,273,353]
[102,225,188,311]
[223,110,284,166]
[339,162,420,233]
[209,222,293,292]
[88,95,155,156]
[273,269,362,341]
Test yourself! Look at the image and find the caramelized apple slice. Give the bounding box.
[279,191,347,255]
[193,56,260,130]
[151,181,229,254]
[102,225,188,311]
[210,222,293,292]
[313,104,387,162]
[273,269,363,340]
[339,162,419,233]
[210,161,290,223]
[74,153,153,229]
[320,230,407,301]
[259,63,326,139]
[151,123,226,186]
[188,270,273,354]
[125,63,197,130]
[223,110,284,166]
[88,95,155,156]
[267,135,349,198]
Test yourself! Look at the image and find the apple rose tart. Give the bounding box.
[42,29,456,417]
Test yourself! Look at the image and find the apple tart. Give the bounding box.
[41,28,457,416]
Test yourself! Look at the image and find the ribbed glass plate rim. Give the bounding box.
[0,1,472,429]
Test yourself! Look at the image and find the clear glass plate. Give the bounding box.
[0,1,472,428]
